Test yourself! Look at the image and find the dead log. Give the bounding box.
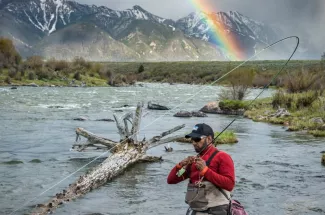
[32,102,184,215]
[74,128,118,151]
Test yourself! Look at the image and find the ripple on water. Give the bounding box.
[1,85,325,215]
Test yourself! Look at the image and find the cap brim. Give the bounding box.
[185,132,202,138]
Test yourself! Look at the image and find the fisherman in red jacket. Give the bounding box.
[167,123,235,215]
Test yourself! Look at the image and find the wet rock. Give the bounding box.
[29,159,42,163]
[48,105,64,109]
[191,111,207,117]
[28,83,39,87]
[73,117,87,121]
[114,110,123,112]
[95,118,115,122]
[10,86,18,90]
[283,121,290,126]
[86,213,104,215]
[322,154,325,166]
[200,101,220,113]
[1,160,24,165]
[310,117,324,125]
[148,101,169,110]
[174,111,192,117]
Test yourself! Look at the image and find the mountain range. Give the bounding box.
[0,0,301,61]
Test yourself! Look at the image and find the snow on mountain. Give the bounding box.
[0,0,283,60]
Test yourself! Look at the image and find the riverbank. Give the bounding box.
[244,92,325,137]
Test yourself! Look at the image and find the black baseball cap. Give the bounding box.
[185,123,214,139]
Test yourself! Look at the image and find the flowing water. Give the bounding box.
[0,83,324,215]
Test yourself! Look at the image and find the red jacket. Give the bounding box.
[167,145,235,191]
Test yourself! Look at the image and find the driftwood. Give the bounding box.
[269,108,291,118]
[32,102,184,215]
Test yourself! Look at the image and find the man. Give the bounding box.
[167,123,235,215]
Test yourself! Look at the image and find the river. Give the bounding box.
[0,83,324,215]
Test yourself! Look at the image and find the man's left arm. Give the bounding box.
[199,152,235,191]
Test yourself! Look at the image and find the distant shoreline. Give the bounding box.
[1,60,322,87]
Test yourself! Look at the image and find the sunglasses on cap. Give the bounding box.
[191,136,207,143]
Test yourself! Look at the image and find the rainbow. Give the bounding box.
[190,0,244,61]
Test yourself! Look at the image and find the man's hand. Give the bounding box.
[179,156,195,167]
[195,158,206,171]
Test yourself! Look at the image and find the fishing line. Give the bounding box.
[10,36,299,214]
[213,36,299,143]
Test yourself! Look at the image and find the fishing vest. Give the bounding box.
[185,150,231,211]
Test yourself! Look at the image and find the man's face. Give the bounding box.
[191,136,211,153]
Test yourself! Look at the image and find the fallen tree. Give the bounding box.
[32,102,185,215]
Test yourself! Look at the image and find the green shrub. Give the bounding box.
[272,90,320,110]
[35,67,51,80]
[0,37,21,68]
[219,100,248,110]
[8,67,17,78]
[28,71,36,80]
[4,76,11,84]
[46,58,69,71]
[73,71,81,81]
[25,56,43,70]
[72,56,91,69]
[138,64,144,73]
[284,67,325,93]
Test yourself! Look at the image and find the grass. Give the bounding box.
[214,131,238,144]
[244,91,325,138]
[176,130,238,145]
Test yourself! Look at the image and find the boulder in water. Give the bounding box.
[95,119,115,122]
[200,101,220,113]
[148,101,169,110]
[48,105,64,109]
[191,111,207,117]
[174,111,192,117]
[73,117,87,121]
[28,83,39,87]
[322,154,325,166]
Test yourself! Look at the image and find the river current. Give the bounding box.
[0,83,324,215]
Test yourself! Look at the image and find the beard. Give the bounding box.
[194,139,208,153]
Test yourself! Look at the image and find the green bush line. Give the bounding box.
[1,37,324,87]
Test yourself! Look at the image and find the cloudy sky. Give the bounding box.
[76,0,325,56]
